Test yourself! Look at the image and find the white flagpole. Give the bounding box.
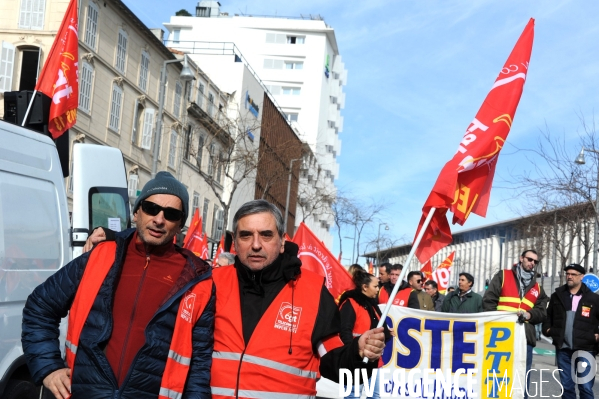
[363,206,437,363]
[21,90,39,127]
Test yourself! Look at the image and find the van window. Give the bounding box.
[89,187,130,232]
[0,171,62,301]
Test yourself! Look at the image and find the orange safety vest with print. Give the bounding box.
[342,298,376,338]
[497,270,541,312]
[379,285,412,306]
[211,266,323,399]
[65,242,211,399]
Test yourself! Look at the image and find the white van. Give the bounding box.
[0,120,130,398]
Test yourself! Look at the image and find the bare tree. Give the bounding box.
[332,192,358,260]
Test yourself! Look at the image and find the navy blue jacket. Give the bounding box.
[22,229,215,399]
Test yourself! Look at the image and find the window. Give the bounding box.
[172,29,180,44]
[109,83,123,132]
[207,93,214,116]
[196,82,204,107]
[183,125,192,161]
[202,199,209,232]
[285,61,303,70]
[330,96,337,104]
[197,135,204,170]
[285,113,298,122]
[158,69,167,107]
[287,36,305,44]
[265,33,286,43]
[174,81,182,117]
[0,41,15,92]
[140,108,154,149]
[84,2,99,49]
[79,61,94,112]
[327,120,335,128]
[263,59,283,69]
[207,143,215,176]
[216,152,223,183]
[128,174,138,198]
[192,192,200,216]
[265,85,281,95]
[115,29,127,73]
[282,87,301,96]
[196,7,210,17]
[168,129,178,168]
[18,47,39,91]
[211,205,223,239]
[139,50,149,92]
[19,0,45,30]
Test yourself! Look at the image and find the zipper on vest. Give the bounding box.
[115,255,150,383]
[234,347,248,399]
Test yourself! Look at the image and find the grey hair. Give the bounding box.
[218,252,236,264]
[232,199,285,237]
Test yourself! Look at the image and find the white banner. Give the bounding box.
[333,306,528,399]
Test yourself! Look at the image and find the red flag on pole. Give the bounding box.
[420,259,432,282]
[183,209,209,259]
[414,19,535,263]
[430,252,455,294]
[292,222,354,302]
[34,0,79,138]
[368,261,374,275]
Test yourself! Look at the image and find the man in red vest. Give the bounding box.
[483,249,548,399]
[22,172,215,399]
[83,199,385,398]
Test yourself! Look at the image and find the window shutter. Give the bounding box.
[273,60,283,69]
[31,0,45,29]
[265,33,275,43]
[140,108,154,149]
[128,174,138,197]
[0,41,15,92]
[19,0,32,29]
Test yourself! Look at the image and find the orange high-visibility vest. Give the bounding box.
[211,266,323,399]
[497,270,541,312]
[341,298,375,337]
[65,241,211,399]
[379,284,411,306]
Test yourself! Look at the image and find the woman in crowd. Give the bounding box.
[338,269,390,399]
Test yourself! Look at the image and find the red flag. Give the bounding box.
[368,261,374,275]
[183,209,209,259]
[415,19,534,263]
[420,260,432,282]
[292,222,354,301]
[35,0,79,138]
[213,235,225,262]
[430,252,455,294]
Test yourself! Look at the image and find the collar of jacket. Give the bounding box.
[235,241,302,297]
[339,289,371,308]
[556,282,590,295]
[115,228,212,306]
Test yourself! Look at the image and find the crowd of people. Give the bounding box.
[19,172,599,399]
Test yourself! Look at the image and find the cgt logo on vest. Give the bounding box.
[275,302,302,333]
[180,292,196,323]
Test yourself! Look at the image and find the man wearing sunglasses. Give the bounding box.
[22,171,214,399]
[542,263,599,399]
[483,249,548,399]
[393,271,435,310]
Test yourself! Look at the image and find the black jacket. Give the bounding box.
[338,290,391,345]
[234,241,375,382]
[542,283,599,351]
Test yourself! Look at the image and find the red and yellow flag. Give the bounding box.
[183,209,209,260]
[35,0,79,138]
[420,259,432,282]
[415,19,535,263]
[292,222,354,301]
[430,252,455,294]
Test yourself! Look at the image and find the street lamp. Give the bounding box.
[151,54,195,178]
[575,147,599,272]
[284,157,305,234]
[376,223,389,268]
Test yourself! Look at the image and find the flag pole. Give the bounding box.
[21,90,39,127]
[363,206,437,363]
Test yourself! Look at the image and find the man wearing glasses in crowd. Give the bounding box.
[543,263,599,399]
[483,249,548,399]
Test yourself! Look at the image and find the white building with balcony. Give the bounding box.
[163,1,347,247]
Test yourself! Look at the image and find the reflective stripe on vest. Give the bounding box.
[66,241,212,398]
[211,266,322,397]
[211,386,315,399]
[496,270,540,312]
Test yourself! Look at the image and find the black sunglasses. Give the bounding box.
[141,200,183,222]
[525,256,539,265]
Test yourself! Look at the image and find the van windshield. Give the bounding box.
[89,187,130,232]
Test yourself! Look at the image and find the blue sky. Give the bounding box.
[124,0,599,263]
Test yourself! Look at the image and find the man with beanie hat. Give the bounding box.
[22,171,215,399]
[543,264,599,399]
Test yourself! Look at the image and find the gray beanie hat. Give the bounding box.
[133,171,189,226]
